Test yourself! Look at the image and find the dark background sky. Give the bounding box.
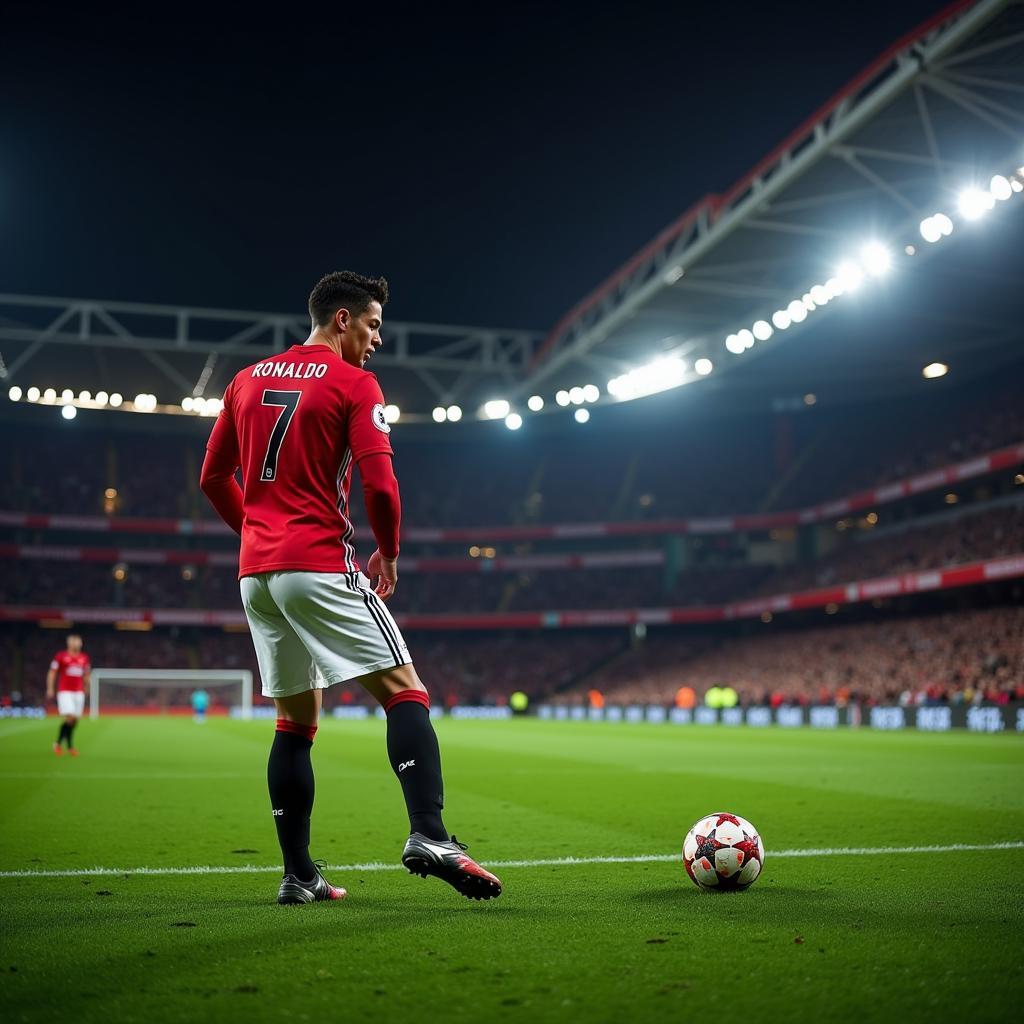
[0,1,950,330]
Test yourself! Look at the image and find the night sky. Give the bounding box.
[1,1,948,330]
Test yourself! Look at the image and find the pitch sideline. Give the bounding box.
[1,840,1022,879]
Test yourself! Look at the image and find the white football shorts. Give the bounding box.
[240,570,412,699]
[57,691,86,717]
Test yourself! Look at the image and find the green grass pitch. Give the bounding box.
[1,715,1022,1023]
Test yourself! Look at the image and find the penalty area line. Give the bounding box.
[1,841,1022,879]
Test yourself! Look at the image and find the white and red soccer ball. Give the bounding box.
[683,812,764,891]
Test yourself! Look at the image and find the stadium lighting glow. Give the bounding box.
[825,277,842,299]
[922,362,949,379]
[61,388,74,403]
[555,390,570,407]
[958,187,994,220]
[725,334,745,354]
[134,393,158,412]
[43,388,57,403]
[801,293,816,312]
[582,384,600,403]
[836,261,864,292]
[752,320,773,341]
[78,390,91,402]
[736,328,754,350]
[694,358,713,376]
[574,408,590,424]
[384,404,401,424]
[786,299,808,324]
[990,175,1012,201]
[8,386,22,401]
[95,391,108,406]
[527,395,544,412]
[109,393,123,408]
[504,412,523,431]
[182,397,195,412]
[860,243,892,276]
[61,405,77,420]
[27,387,40,402]
[446,405,463,422]
[568,386,585,405]
[810,284,830,306]
[771,309,791,330]
[432,406,447,423]
[607,355,687,401]
[483,399,510,420]
[205,399,223,416]
[1012,178,1023,193]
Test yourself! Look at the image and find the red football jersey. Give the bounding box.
[50,651,90,692]
[206,344,394,578]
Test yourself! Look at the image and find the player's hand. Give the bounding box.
[367,549,398,602]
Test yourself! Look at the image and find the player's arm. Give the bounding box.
[348,374,401,600]
[200,383,244,534]
[45,661,57,701]
[82,661,91,696]
[358,452,402,601]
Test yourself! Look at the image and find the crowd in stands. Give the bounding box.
[575,607,1024,707]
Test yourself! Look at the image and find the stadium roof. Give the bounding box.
[1,0,1022,425]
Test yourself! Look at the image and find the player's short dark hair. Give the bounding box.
[308,271,389,327]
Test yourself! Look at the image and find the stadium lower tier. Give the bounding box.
[2,601,1019,710]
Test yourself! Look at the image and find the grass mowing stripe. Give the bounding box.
[3,840,1021,878]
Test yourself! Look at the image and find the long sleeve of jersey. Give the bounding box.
[358,452,401,559]
[200,446,244,535]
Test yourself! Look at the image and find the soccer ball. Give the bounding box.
[682,812,764,891]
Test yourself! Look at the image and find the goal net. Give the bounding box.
[89,668,254,719]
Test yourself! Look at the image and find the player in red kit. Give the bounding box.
[200,271,501,905]
[46,633,90,756]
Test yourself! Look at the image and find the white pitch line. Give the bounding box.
[1,841,1022,879]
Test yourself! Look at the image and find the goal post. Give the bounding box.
[89,668,254,719]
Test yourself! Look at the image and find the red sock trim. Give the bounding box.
[275,718,318,742]
[383,689,430,713]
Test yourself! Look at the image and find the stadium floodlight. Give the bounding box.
[582,384,600,403]
[694,357,713,376]
[1012,178,1023,194]
[920,217,941,243]
[607,355,687,401]
[555,389,570,407]
[860,243,891,276]
[958,187,994,220]
[810,284,830,306]
[504,412,523,431]
[752,320,772,341]
[182,396,195,412]
[8,386,22,401]
[922,362,949,379]
[109,393,123,407]
[801,293,816,312]
[61,388,74,402]
[206,398,223,415]
[384,404,401,424]
[61,405,77,420]
[568,386,585,405]
[43,388,57,403]
[786,299,808,324]
[736,328,754,350]
[78,390,91,402]
[432,406,447,423]
[527,395,544,412]
[771,309,791,330]
[725,334,745,354]
[836,261,864,293]
[483,399,510,420]
[27,386,40,402]
[990,175,1012,201]
[825,277,843,299]
[95,391,108,406]
[574,408,590,423]
[446,404,462,422]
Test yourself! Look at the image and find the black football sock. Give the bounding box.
[385,695,447,841]
[267,722,317,880]
[66,720,77,748]
[56,722,69,747]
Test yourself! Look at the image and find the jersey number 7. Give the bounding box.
[260,390,302,482]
